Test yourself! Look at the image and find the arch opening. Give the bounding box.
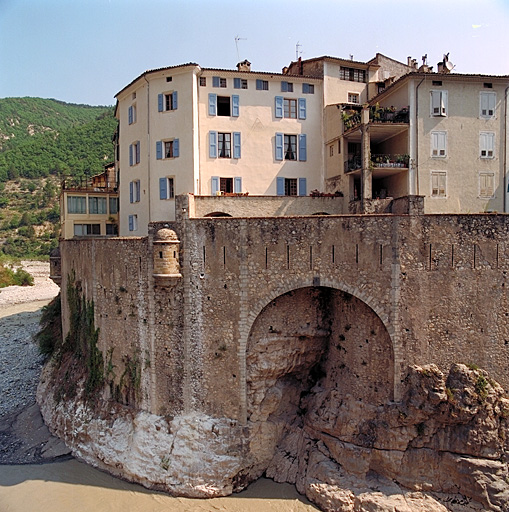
[245,286,394,477]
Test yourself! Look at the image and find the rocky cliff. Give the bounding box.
[38,362,509,511]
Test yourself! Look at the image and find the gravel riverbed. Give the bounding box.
[0,261,69,464]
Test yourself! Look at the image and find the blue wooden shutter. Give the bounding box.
[234,78,241,89]
[275,96,283,118]
[156,141,162,160]
[256,79,262,90]
[233,132,241,158]
[128,215,134,231]
[281,81,288,92]
[209,131,218,158]
[208,93,217,116]
[276,177,285,196]
[212,76,220,88]
[159,177,167,199]
[298,134,307,161]
[173,138,179,157]
[129,181,134,203]
[234,177,242,193]
[128,106,133,124]
[298,98,306,119]
[232,95,240,117]
[211,176,219,195]
[302,83,309,94]
[129,144,133,166]
[275,133,284,161]
[172,91,178,110]
[158,93,163,112]
[136,141,140,163]
[299,178,307,196]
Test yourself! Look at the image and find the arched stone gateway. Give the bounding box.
[243,286,394,481]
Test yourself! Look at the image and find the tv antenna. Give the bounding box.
[296,41,303,60]
[235,35,247,61]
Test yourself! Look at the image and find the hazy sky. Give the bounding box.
[1,0,508,106]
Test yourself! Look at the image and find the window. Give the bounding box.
[166,76,172,82]
[156,139,180,159]
[329,145,334,157]
[431,131,447,157]
[430,90,448,116]
[158,92,178,112]
[284,134,297,160]
[284,99,297,118]
[200,77,206,87]
[256,79,269,90]
[480,92,496,118]
[480,132,495,158]
[129,180,140,203]
[484,82,493,89]
[129,141,140,165]
[211,176,242,195]
[132,92,136,100]
[302,83,314,94]
[275,133,307,161]
[432,80,442,86]
[275,97,306,119]
[348,93,360,104]
[128,214,138,232]
[281,81,293,92]
[74,223,100,236]
[212,76,227,88]
[431,171,446,197]
[109,197,118,214]
[234,78,248,89]
[339,67,366,83]
[67,196,86,214]
[276,177,307,196]
[159,177,175,199]
[218,132,231,158]
[208,94,239,117]
[88,196,107,214]
[106,224,118,235]
[209,131,241,158]
[128,104,136,125]
[479,172,495,198]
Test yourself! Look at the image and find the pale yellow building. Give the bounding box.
[60,165,119,239]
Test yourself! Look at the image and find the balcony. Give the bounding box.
[345,154,409,174]
[343,106,409,132]
[62,175,117,193]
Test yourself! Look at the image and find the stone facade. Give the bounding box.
[40,209,509,511]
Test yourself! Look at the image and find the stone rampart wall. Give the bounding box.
[59,214,509,423]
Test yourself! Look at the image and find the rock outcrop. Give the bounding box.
[39,361,509,511]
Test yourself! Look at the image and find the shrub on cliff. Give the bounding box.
[0,264,34,287]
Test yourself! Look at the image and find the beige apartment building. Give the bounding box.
[326,60,509,214]
[60,53,508,239]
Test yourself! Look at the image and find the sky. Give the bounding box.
[1,0,508,106]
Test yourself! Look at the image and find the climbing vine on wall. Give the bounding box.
[53,271,104,402]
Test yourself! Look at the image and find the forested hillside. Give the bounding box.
[0,98,118,260]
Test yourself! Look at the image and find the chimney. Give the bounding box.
[236,59,251,72]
